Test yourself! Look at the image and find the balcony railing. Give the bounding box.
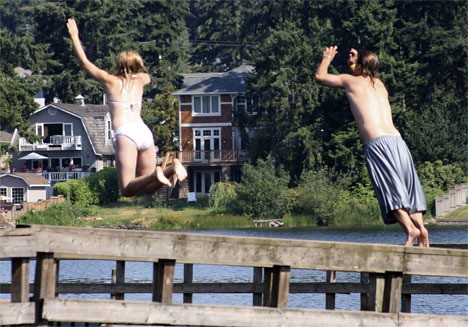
[42,171,91,183]
[179,150,246,164]
[19,135,82,151]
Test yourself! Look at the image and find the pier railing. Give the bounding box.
[1,225,467,326]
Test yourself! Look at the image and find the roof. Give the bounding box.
[0,172,50,187]
[173,65,254,95]
[0,131,13,143]
[33,103,114,156]
[0,129,19,146]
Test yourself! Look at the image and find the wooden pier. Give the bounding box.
[1,224,467,326]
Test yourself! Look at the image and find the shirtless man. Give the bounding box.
[315,46,429,247]
[67,18,187,197]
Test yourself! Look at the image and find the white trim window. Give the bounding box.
[193,128,221,161]
[12,188,24,204]
[192,95,220,116]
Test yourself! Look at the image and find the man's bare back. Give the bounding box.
[345,76,400,142]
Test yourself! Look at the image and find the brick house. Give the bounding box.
[173,65,253,196]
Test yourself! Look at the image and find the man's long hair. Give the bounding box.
[114,50,147,78]
[357,50,379,86]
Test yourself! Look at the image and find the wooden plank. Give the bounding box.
[325,270,336,310]
[401,275,412,313]
[34,252,56,326]
[41,298,468,326]
[253,267,263,306]
[183,263,193,303]
[152,259,175,304]
[0,229,36,258]
[369,273,386,312]
[10,225,464,277]
[382,272,403,313]
[111,260,125,300]
[11,257,30,302]
[270,265,290,309]
[0,302,35,324]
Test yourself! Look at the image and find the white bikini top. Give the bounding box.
[107,100,141,112]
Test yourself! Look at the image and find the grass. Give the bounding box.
[440,205,468,220]
[18,195,257,230]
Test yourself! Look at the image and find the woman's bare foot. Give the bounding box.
[417,227,430,247]
[173,158,187,183]
[405,226,421,247]
[155,166,172,187]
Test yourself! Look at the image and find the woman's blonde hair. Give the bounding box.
[357,50,379,86]
[114,50,147,77]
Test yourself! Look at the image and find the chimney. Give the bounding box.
[75,95,85,106]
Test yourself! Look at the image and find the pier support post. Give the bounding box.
[382,271,403,313]
[153,259,176,304]
[34,252,56,326]
[11,258,30,303]
[263,265,290,309]
[253,267,263,306]
[111,260,125,300]
[365,272,403,313]
[325,270,336,310]
[401,274,412,312]
[183,263,193,303]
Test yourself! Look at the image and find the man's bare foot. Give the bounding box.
[155,166,172,187]
[417,227,430,247]
[173,158,187,183]
[405,227,421,247]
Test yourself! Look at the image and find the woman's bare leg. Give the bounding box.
[409,212,430,247]
[115,137,170,197]
[392,209,420,246]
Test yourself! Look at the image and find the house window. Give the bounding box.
[235,95,246,111]
[12,188,24,204]
[106,120,112,141]
[193,128,221,161]
[64,123,72,136]
[193,95,220,115]
[0,188,6,196]
[194,170,221,194]
[36,124,44,137]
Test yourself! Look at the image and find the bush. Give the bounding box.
[294,169,341,225]
[418,160,466,191]
[86,167,120,205]
[54,167,119,206]
[209,182,238,214]
[232,158,291,218]
[54,178,93,206]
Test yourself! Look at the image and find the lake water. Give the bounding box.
[1,224,467,316]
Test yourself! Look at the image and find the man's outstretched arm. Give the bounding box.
[315,45,349,88]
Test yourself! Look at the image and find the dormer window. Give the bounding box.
[193,95,220,116]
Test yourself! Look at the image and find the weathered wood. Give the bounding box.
[152,259,175,304]
[34,252,56,326]
[325,270,336,310]
[253,267,263,306]
[3,225,463,277]
[269,265,290,309]
[111,260,125,300]
[0,302,35,325]
[183,263,193,303]
[2,280,464,296]
[41,298,468,326]
[11,257,30,302]
[382,272,403,313]
[370,273,386,312]
[401,275,412,313]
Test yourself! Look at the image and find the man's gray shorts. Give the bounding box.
[364,135,426,224]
